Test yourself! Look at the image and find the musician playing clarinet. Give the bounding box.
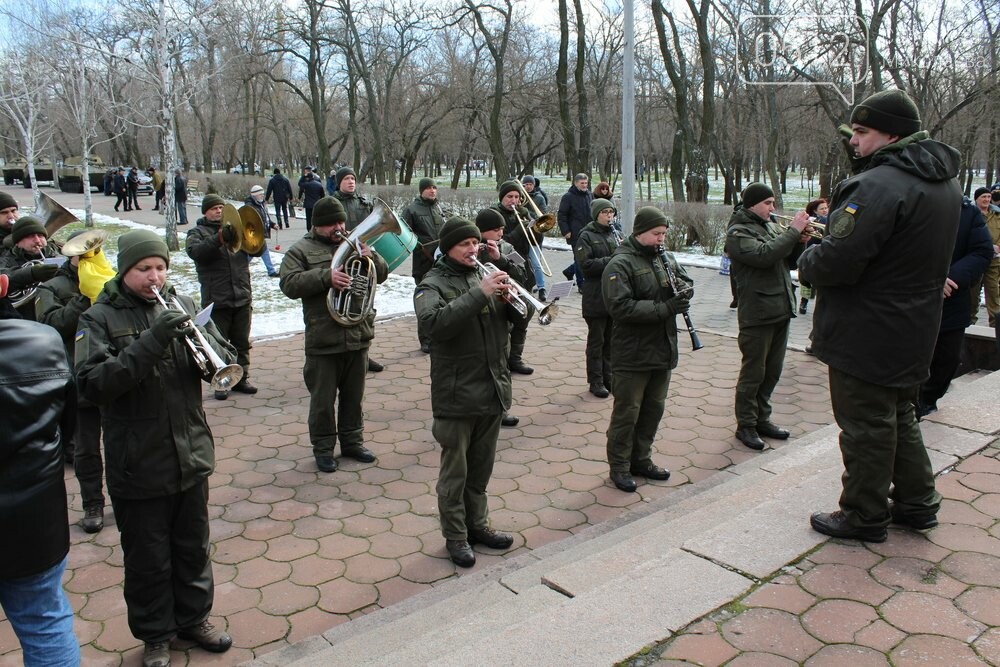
[725,183,809,452]
[601,207,692,493]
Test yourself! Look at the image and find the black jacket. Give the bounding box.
[185,217,253,308]
[266,174,293,204]
[798,132,962,387]
[400,196,445,282]
[245,196,276,239]
[575,221,618,317]
[113,173,127,194]
[557,185,593,246]
[1,320,73,578]
[298,177,325,210]
[490,203,542,292]
[940,201,992,332]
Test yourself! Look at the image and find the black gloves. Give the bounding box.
[664,294,691,316]
[31,263,60,282]
[150,309,191,346]
[220,225,237,245]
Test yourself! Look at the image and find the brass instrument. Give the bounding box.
[220,203,266,256]
[61,229,108,257]
[326,198,399,326]
[509,180,554,276]
[772,213,825,240]
[9,256,45,309]
[8,193,80,308]
[472,255,559,325]
[656,244,702,351]
[150,285,244,392]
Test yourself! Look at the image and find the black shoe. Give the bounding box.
[916,402,937,420]
[603,377,613,392]
[890,507,939,530]
[368,358,384,372]
[509,359,534,375]
[756,422,790,439]
[420,342,432,354]
[538,289,547,302]
[214,390,229,401]
[468,527,514,550]
[315,455,338,473]
[589,382,610,398]
[562,267,574,280]
[804,346,815,355]
[81,505,104,533]
[143,640,171,667]
[268,273,280,278]
[735,428,765,450]
[729,299,738,308]
[610,471,637,492]
[810,510,887,543]
[232,381,258,395]
[630,462,670,481]
[341,445,376,463]
[177,619,232,652]
[501,414,519,427]
[446,539,476,567]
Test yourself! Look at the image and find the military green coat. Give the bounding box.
[333,191,374,231]
[400,196,445,282]
[35,261,90,361]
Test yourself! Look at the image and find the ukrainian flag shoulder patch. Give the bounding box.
[75,329,86,342]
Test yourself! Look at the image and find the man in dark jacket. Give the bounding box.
[185,194,259,399]
[297,171,326,232]
[246,184,279,277]
[0,216,62,319]
[917,199,992,415]
[174,170,189,226]
[401,178,446,353]
[266,168,293,229]
[279,197,388,474]
[0,191,17,244]
[725,183,809,451]
[799,89,962,543]
[76,230,235,666]
[126,166,141,211]
[414,217,527,567]
[0,314,79,666]
[557,173,593,287]
[576,198,619,398]
[113,167,128,211]
[601,207,691,493]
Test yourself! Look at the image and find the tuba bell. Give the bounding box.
[326,198,399,326]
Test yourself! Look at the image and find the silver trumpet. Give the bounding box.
[150,286,244,392]
[471,256,559,325]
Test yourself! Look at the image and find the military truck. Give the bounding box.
[2,158,54,187]
[58,155,107,193]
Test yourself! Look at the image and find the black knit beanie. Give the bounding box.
[336,166,356,183]
[438,216,481,254]
[201,194,225,213]
[974,187,990,200]
[632,207,669,235]
[116,229,170,273]
[741,183,774,209]
[498,180,520,201]
[0,192,17,211]
[10,215,47,244]
[418,178,436,194]
[311,197,348,227]
[475,208,505,232]
[850,89,921,137]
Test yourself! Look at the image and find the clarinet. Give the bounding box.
[656,244,703,351]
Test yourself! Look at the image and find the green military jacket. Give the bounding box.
[414,255,527,418]
[279,230,389,355]
[35,261,90,361]
[75,278,235,499]
[575,221,618,317]
[333,191,374,231]
[185,217,253,309]
[725,207,802,328]
[602,237,692,372]
[0,239,63,319]
[400,196,445,282]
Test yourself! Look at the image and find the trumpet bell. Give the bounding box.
[237,205,267,256]
[61,229,108,257]
[538,302,559,326]
[211,364,245,392]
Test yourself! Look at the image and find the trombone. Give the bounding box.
[510,180,554,277]
[472,256,559,325]
[772,213,825,240]
[150,286,245,392]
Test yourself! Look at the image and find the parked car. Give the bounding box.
[230,163,260,175]
[117,167,154,195]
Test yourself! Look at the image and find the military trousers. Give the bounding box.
[606,368,671,473]
[210,304,252,379]
[829,367,940,530]
[584,316,613,385]
[432,413,502,540]
[969,261,1000,326]
[74,403,105,509]
[111,479,214,643]
[735,319,790,429]
[303,350,368,456]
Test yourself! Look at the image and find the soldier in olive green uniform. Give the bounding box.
[799,89,961,542]
[0,216,61,319]
[401,177,446,353]
[725,183,808,451]
[279,197,388,474]
[0,191,18,246]
[576,198,619,398]
[414,217,528,567]
[601,207,691,493]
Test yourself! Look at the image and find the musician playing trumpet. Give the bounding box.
[75,230,237,664]
[279,197,388,474]
[575,198,619,398]
[414,217,528,567]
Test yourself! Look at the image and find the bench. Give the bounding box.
[958,324,999,376]
[186,179,200,195]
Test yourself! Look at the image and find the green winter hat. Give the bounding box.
[475,208,505,232]
[0,192,17,211]
[740,182,774,209]
[438,216,481,254]
[850,89,921,137]
[418,177,436,194]
[632,207,669,235]
[498,180,520,201]
[591,198,616,221]
[312,196,348,227]
[201,193,225,213]
[336,166,356,183]
[116,229,170,274]
[10,215,46,244]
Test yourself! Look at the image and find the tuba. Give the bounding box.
[325,198,400,326]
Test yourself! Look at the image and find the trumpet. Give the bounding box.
[472,256,559,325]
[150,286,244,392]
[771,213,826,240]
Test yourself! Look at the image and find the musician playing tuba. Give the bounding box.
[278,196,388,474]
[0,216,61,319]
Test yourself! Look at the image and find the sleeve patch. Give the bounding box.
[75,329,86,342]
[830,202,863,238]
[607,273,618,281]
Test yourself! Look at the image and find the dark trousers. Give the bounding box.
[127,189,140,209]
[432,413,502,540]
[509,317,529,363]
[74,404,104,509]
[210,304,251,380]
[735,320,790,429]
[606,368,670,472]
[115,191,128,210]
[153,189,163,209]
[304,206,314,232]
[274,201,289,228]
[303,350,367,455]
[584,316,613,385]
[828,367,940,529]
[919,328,965,409]
[111,479,214,643]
